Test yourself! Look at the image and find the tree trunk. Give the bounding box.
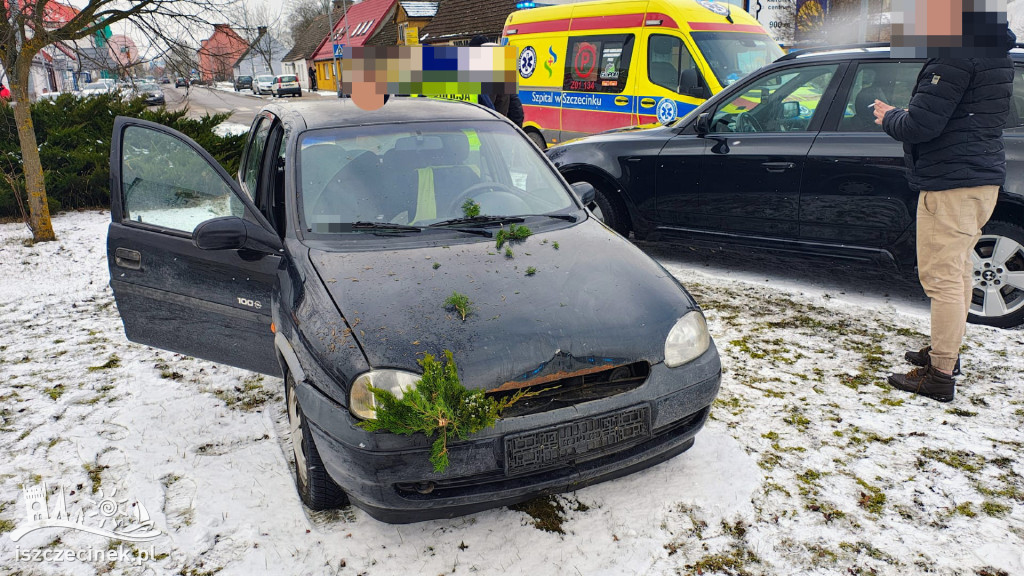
[11,65,56,243]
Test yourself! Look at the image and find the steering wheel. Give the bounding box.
[735,113,763,133]
[445,181,525,216]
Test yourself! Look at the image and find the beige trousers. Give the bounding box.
[916,186,999,372]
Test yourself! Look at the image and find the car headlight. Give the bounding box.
[664,311,710,368]
[349,370,420,420]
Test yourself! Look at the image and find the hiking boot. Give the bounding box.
[887,365,955,403]
[905,346,961,376]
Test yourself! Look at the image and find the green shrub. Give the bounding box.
[0,94,245,218]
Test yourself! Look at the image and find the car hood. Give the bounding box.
[307,220,697,390]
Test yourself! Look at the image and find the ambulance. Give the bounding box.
[502,0,783,148]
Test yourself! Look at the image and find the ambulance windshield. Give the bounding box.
[691,32,784,87]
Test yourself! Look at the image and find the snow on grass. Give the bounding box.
[213,122,250,138]
[0,211,1022,575]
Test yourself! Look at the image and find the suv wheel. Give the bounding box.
[286,373,347,510]
[580,180,629,236]
[968,220,1024,328]
[527,131,546,150]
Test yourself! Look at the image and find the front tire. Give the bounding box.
[527,130,546,150]
[968,220,1024,328]
[576,179,629,236]
[285,373,347,510]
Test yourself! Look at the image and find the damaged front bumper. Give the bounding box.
[294,344,721,524]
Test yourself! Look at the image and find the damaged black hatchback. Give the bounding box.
[105,98,721,523]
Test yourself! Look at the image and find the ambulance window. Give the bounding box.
[648,35,705,98]
[563,34,634,94]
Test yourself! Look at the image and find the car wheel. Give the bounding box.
[968,220,1024,328]
[578,179,629,236]
[527,130,546,150]
[285,373,347,510]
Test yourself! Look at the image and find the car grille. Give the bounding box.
[487,361,650,418]
[393,406,709,500]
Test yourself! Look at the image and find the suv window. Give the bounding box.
[647,34,705,97]
[710,64,839,133]
[837,61,923,132]
[1008,66,1024,129]
[563,34,634,94]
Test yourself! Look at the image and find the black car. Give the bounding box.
[174,77,188,88]
[105,98,721,523]
[234,75,253,91]
[548,44,1024,328]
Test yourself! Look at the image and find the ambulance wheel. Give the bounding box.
[527,130,546,151]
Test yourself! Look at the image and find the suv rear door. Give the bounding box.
[801,59,924,255]
[107,116,283,376]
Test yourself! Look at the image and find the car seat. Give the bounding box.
[311,150,386,227]
[408,133,482,222]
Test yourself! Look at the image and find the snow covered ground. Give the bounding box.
[0,211,1022,576]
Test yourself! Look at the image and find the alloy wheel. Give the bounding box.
[971,233,1024,319]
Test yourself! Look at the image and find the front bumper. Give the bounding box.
[296,344,721,523]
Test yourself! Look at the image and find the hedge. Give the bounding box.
[0,93,247,218]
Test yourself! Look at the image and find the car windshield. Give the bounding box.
[691,32,783,87]
[258,75,275,82]
[279,75,297,82]
[298,121,575,234]
[138,83,159,91]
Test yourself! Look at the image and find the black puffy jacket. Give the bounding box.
[882,55,1014,192]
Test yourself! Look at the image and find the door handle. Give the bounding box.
[114,247,141,270]
[763,161,795,173]
[626,157,642,163]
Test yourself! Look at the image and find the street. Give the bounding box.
[160,84,315,126]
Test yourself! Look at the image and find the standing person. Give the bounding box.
[874,1,1015,402]
[309,66,318,92]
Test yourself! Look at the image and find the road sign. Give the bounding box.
[333,44,344,58]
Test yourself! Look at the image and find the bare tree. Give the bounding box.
[233,1,286,76]
[1,0,237,242]
[286,0,331,46]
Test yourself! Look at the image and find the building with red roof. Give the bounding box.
[311,0,398,93]
[198,24,249,83]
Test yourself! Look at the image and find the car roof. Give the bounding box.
[776,43,1024,63]
[262,97,504,131]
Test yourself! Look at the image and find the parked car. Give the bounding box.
[79,81,119,97]
[253,74,275,95]
[105,98,720,522]
[234,75,253,92]
[174,77,189,88]
[160,76,171,84]
[547,44,1024,328]
[134,82,165,106]
[270,74,301,97]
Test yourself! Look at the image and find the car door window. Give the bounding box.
[837,61,923,132]
[243,118,272,197]
[121,126,243,233]
[563,34,634,94]
[1007,65,1024,129]
[647,34,705,98]
[710,64,839,133]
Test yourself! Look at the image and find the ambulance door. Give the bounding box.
[637,30,711,125]
[559,33,638,141]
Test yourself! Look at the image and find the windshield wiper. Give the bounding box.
[530,213,578,222]
[350,221,422,232]
[428,216,526,228]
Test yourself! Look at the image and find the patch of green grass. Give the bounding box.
[46,384,65,401]
[684,545,761,576]
[855,478,886,515]
[838,541,899,564]
[432,262,441,270]
[919,448,985,473]
[87,355,120,372]
[504,246,514,258]
[880,397,905,407]
[981,500,1010,517]
[213,375,276,411]
[758,452,781,471]
[461,199,480,218]
[951,502,976,517]
[84,463,108,494]
[552,241,559,249]
[444,291,473,321]
[783,408,811,431]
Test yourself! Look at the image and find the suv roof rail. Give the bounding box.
[777,42,890,61]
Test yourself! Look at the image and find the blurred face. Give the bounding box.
[891,0,1009,57]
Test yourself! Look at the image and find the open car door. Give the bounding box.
[106,116,282,376]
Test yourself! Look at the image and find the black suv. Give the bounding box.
[548,45,1024,328]
[234,75,253,91]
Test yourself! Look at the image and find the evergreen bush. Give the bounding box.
[0,94,245,219]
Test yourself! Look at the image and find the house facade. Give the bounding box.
[282,13,334,90]
[310,0,398,93]
[366,1,437,47]
[233,27,291,79]
[198,24,249,83]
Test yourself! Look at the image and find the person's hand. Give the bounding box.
[873,99,896,125]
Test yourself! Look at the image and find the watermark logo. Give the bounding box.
[8,480,162,543]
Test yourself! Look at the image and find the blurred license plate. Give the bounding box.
[504,405,650,476]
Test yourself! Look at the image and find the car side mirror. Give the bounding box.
[193,216,283,253]
[570,181,596,206]
[782,101,800,119]
[695,112,711,136]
